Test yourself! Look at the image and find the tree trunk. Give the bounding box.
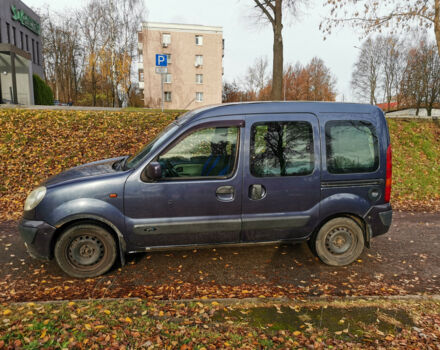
[271,0,283,101]
[435,0,440,57]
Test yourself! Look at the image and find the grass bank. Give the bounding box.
[0,297,438,349]
[0,109,438,220]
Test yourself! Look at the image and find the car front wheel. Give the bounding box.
[54,224,117,278]
[314,217,365,266]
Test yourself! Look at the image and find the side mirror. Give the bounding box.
[145,161,162,180]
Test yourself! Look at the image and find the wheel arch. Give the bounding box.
[52,215,126,266]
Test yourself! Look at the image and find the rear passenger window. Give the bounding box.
[250,121,314,177]
[326,121,379,174]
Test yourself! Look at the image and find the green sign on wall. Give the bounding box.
[11,5,40,35]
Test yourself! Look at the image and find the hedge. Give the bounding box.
[33,74,54,105]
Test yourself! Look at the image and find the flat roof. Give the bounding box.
[142,22,222,34]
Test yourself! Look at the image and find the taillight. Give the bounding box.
[385,144,392,202]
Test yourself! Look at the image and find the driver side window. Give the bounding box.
[157,126,239,179]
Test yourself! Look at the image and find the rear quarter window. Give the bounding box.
[325,120,379,174]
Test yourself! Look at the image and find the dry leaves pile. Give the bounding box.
[0,109,179,220]
[0,110,439,221]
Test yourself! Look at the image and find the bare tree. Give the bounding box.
[78,0,107,106]
[424,43,440,116]
[380,36,404,110]
[101,0,146,107]
[244,56,270,96]
[40,9,83,103]
[321,0,440,57]
[401,42,429,115]
[252,0,306,100]
[351,37,383,104]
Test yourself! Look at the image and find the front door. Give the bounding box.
[124,120,244,248]
[241,113,321,242]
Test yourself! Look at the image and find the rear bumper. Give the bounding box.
[364,203,392,238]
[18,220,56,260]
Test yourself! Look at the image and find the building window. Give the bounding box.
[196,92,203,102]
[162,33,171,47]
[6,23,10,44]
[165,53,171,63]
[196,74,203,84]
[138,50,143,63]
[31,39,35,63]
[36,42,40,65]
[164,73,172,83]
[20,31,23,50]
[195,35,203,45]
[25,35,29,51]
[195,55,203,67]
[12,27,16,46]
[164,91,172,102]
[139,70,144,82]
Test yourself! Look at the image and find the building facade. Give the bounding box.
[0,0,43,105]
[138,22,223,110]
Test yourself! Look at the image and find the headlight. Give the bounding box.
[24,186,46,211]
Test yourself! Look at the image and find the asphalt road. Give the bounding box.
[0,211,439,302]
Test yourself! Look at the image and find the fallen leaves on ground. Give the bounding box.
[0,297,439,349]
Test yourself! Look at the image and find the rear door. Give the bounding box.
[241,113,321,242]
[319,112,386,213]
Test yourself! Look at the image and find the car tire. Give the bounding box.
[54,224,117,278]
[314,217,364,266]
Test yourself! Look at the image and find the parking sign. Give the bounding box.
[156,54,167,67]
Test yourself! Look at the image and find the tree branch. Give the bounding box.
[254,0,275,25]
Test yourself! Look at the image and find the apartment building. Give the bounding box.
[138,22,223,110]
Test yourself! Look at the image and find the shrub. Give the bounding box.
[33,74,54,105]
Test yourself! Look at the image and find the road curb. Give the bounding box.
[5,294,440,307]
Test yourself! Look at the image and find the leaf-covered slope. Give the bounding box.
[0,110,438,220]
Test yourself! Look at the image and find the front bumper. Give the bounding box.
[364,203,393,238]
[18,219,56,260]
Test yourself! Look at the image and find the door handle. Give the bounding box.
[249,184,266,200]
[216,186,235,202]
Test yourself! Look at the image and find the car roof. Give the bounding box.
[176,101,382,126]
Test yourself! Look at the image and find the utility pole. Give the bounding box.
[161,72,164,112]
[109,0,118,107]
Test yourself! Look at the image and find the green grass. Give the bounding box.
[0,297,438,348]
[387,119,440,204]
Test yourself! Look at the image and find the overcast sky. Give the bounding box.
[26,0,374,102]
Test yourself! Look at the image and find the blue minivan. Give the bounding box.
[19,102,392,278]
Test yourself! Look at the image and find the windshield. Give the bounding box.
[125,122,179,169]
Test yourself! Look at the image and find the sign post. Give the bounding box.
[155,54,168,112]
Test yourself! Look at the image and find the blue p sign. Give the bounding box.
[156,54,167,67]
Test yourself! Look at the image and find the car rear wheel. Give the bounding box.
[54,224,117,278]
[314,217,364,266]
